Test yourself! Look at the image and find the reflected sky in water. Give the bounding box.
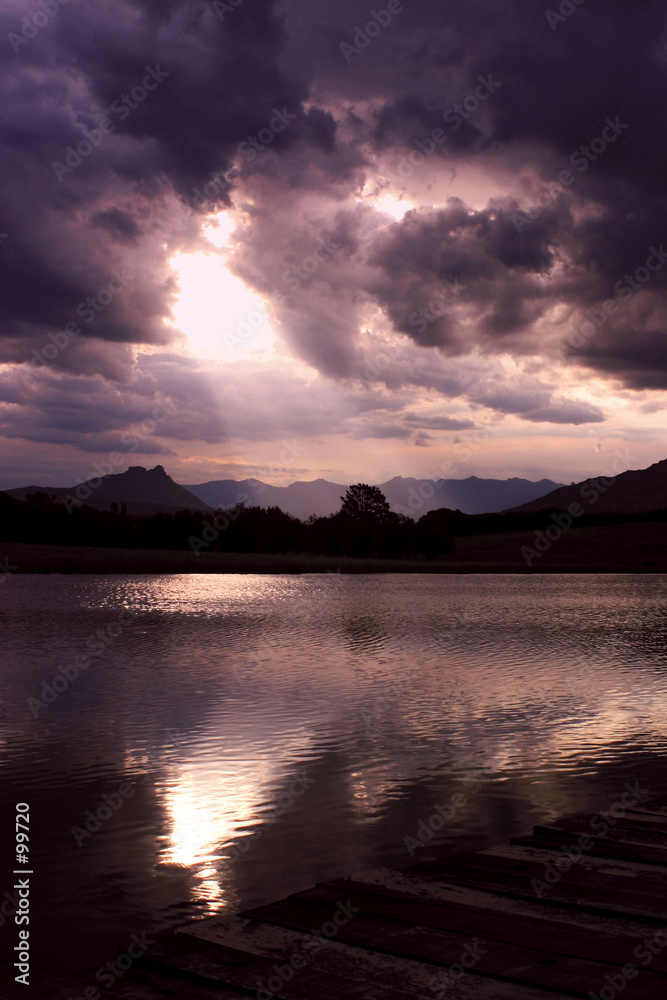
[1,573,666,974]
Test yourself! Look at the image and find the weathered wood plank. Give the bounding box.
[182,914,575,1000]
[625,808,667,823]
[0,963,247,1000]
[241,894,667,997]
[296,878,667,976]
[300,876,667,972]
[452,846,667,900]
[574,812,667,832]
[540,817,667,848]
[140,930,415,1000]
[636,797,667,813]
[337,864,664,937]
[484,843,667,881]
[515,831,667,868]
[114,968,251,999]
[411,848,667,902]
[408,858,667,922]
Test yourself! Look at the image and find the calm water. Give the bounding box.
[1,573,667,976]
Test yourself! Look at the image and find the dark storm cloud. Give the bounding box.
[92,208,140,241]
[314,0,664,192]
[0,0,330,370]
[366,199,561,352]
[568,328,667,390]
[218,0,667,402]
[1,0,666,456]
[276,0,667,389]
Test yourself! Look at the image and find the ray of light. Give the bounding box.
[169,212,274,361]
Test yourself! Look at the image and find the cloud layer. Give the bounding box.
[1,0,666,486]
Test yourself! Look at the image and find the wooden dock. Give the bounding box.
[37,795,667,998]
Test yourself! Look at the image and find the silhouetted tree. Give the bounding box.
[340,484,393,521]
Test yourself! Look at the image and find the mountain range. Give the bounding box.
[184,475,565,519]
[4,466,565,518]
[7,458,667,520]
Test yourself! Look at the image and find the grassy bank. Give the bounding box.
[2,519,667,574]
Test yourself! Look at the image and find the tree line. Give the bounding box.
[1,483,663,559]
[0,484,455,559]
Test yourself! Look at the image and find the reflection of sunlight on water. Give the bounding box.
[160,760,275,910]
[159,719,319,911]
[193,869,223,909]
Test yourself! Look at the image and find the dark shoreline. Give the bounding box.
[3,519,667,574]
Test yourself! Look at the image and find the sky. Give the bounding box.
[1,0,666,490]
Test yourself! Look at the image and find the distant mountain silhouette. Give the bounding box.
[7,465,212,516]
[380,476,565,516]
[186,478,345,520]
[6,467,568,519]
[506,458,667,514]
[185,474,565,518]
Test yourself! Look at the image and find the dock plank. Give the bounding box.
[513,831,667,867]
[242,894,667,998]
[538,817,667,849]
[183,914,574,1000]
[627,798,667,815]
[301,875,667,972]
[140,930,415,1000]
[109,968,251,999]
[483,842,667,880]
[442,847,667,899]
[0,964,247,999]
[408,858,667,922]
[554,811,667,834]
[624,808,667,823]
[340,864,666,936]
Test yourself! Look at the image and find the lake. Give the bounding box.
[1,573,666,976]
